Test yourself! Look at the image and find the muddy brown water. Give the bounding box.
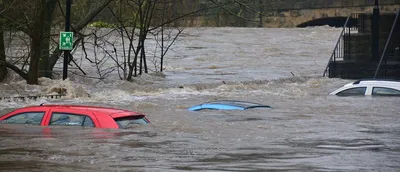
[1,27,400,171]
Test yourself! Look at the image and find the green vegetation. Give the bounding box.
[88,21,117,28]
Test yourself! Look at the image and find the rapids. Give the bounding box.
[1,27,399,171]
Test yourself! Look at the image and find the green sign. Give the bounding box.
[59,31,73,50]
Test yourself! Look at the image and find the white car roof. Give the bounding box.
[330,79,400,95]
[351,80,400,86]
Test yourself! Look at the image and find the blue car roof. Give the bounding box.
[188,100,271,111]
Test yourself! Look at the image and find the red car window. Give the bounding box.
[2,112,45,125]
[49,112,95,127]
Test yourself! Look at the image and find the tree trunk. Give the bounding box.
[39,0,57,78]
[0,0,112,83]
[258,0,264,27]
[28,0,46,85]
[0,19,7,82]
[0,1,5,82]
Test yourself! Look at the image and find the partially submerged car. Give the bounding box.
[0,104,149,129]
[329,79,400,96]
[188,100,271,111]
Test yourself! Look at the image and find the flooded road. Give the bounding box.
[1,27,400,171]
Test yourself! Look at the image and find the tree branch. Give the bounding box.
[6,61,28,81]
[208,0,257,23]
[49,0,113,69]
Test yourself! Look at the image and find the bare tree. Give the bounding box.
[27,0,50,84]
[38,0,57,78]
[0,0,4,81]
[205,0,280,27]
[2,0,269,84]
[74,0,205,81]
[0,17,6,82]
[46,0,114,78]
[1,0,113,84]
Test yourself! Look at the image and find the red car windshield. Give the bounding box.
[114,115,149,129]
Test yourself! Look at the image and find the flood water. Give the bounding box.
[1,27,400,172]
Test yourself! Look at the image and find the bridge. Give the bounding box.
[264,0,400,27]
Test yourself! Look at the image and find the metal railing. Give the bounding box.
[322,15,354,77]
[0,94,65,101]
[373,8,400,78]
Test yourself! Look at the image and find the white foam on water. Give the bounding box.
[1,27,344,108]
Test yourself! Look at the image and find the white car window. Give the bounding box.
[336,87,367,96]
[372,87,400,96]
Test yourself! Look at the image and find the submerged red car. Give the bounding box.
[0,104,150,129]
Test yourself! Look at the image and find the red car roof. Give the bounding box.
[28,104,142,116]
[1,104,149,129]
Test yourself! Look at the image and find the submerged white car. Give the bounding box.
[330,80,400,96]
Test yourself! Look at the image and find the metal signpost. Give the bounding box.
[61,0,72,80]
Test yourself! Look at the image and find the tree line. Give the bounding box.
[0,0,279,85]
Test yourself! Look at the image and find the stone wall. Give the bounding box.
[263,4,400,27]
[178,1,400,27]
[90,0,400,28]
[272,0,400,10]
[343,13,400,61]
